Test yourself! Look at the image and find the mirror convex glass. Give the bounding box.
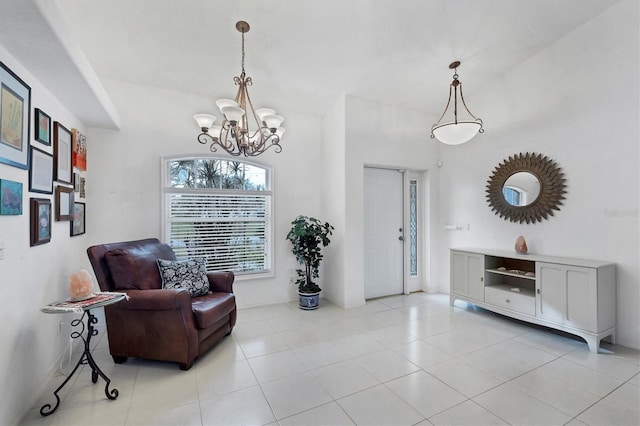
[502,172,541,206]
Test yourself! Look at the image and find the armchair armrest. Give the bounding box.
[207,271,234,293]
[114,288,191,311]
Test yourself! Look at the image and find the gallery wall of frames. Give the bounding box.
[0,60,86,245]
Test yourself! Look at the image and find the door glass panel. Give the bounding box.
[409,180,418,277]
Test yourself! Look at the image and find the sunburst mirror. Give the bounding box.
[486,152,567,224]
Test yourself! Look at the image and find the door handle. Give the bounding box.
[398,236,404,241]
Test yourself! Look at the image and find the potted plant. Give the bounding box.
[286,215,334,310]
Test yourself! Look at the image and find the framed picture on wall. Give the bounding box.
[0,179,22,215]
[54,121,72,184]
[34,108,51,145]
[29,146,53,194]
[70,202,85,236]
[0,61,31,170]
[55,185,74,221]
[30,197,51,246]
[72,128,87,171]
[79,177,86,198]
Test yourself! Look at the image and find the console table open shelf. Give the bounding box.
[450,248,616,353]
[486,268,536,280]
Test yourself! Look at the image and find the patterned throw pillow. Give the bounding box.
[156,258,209,297]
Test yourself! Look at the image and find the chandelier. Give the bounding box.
[194,21,284,157]
[430,61,484,145]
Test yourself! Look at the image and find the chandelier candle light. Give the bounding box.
[430,61,484,145]
[194,21,284,157]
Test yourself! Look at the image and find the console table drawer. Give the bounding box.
[485,286,535,316]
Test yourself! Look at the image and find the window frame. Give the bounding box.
[503,185,524,206]
[161,155,274,280]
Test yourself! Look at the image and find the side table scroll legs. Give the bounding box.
[40,310,119,417]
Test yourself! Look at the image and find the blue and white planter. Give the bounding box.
[298,291,321,310]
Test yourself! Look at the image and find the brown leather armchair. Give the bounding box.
[87,238,236,370]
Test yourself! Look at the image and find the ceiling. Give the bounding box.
[0,0,622,128]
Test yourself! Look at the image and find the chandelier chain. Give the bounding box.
[241,31,246,76]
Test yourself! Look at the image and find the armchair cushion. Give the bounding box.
[157,258,209,297]
[191,292,236,329]
[104,242,176,290]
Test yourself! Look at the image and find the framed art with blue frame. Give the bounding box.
[0,61,31,170]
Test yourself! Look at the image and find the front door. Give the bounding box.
[364,167,404,299]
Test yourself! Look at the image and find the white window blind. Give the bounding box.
[163,158,272,276]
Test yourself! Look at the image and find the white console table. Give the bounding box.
[450,248,616,353]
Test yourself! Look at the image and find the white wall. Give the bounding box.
[437,0,639,349]
[321,96,348,306]
[86,79,325,309]
[0,45,89,425]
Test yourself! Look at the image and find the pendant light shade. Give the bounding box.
[193,114,216,130]
[432,121,483,146]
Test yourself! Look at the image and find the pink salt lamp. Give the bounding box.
[68,269,95,300]
[515,235,528,254]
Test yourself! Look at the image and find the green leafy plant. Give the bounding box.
[286,215,334,293]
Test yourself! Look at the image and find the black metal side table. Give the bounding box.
[40,292,126,416]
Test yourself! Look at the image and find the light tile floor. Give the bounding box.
[19,293,640,425]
